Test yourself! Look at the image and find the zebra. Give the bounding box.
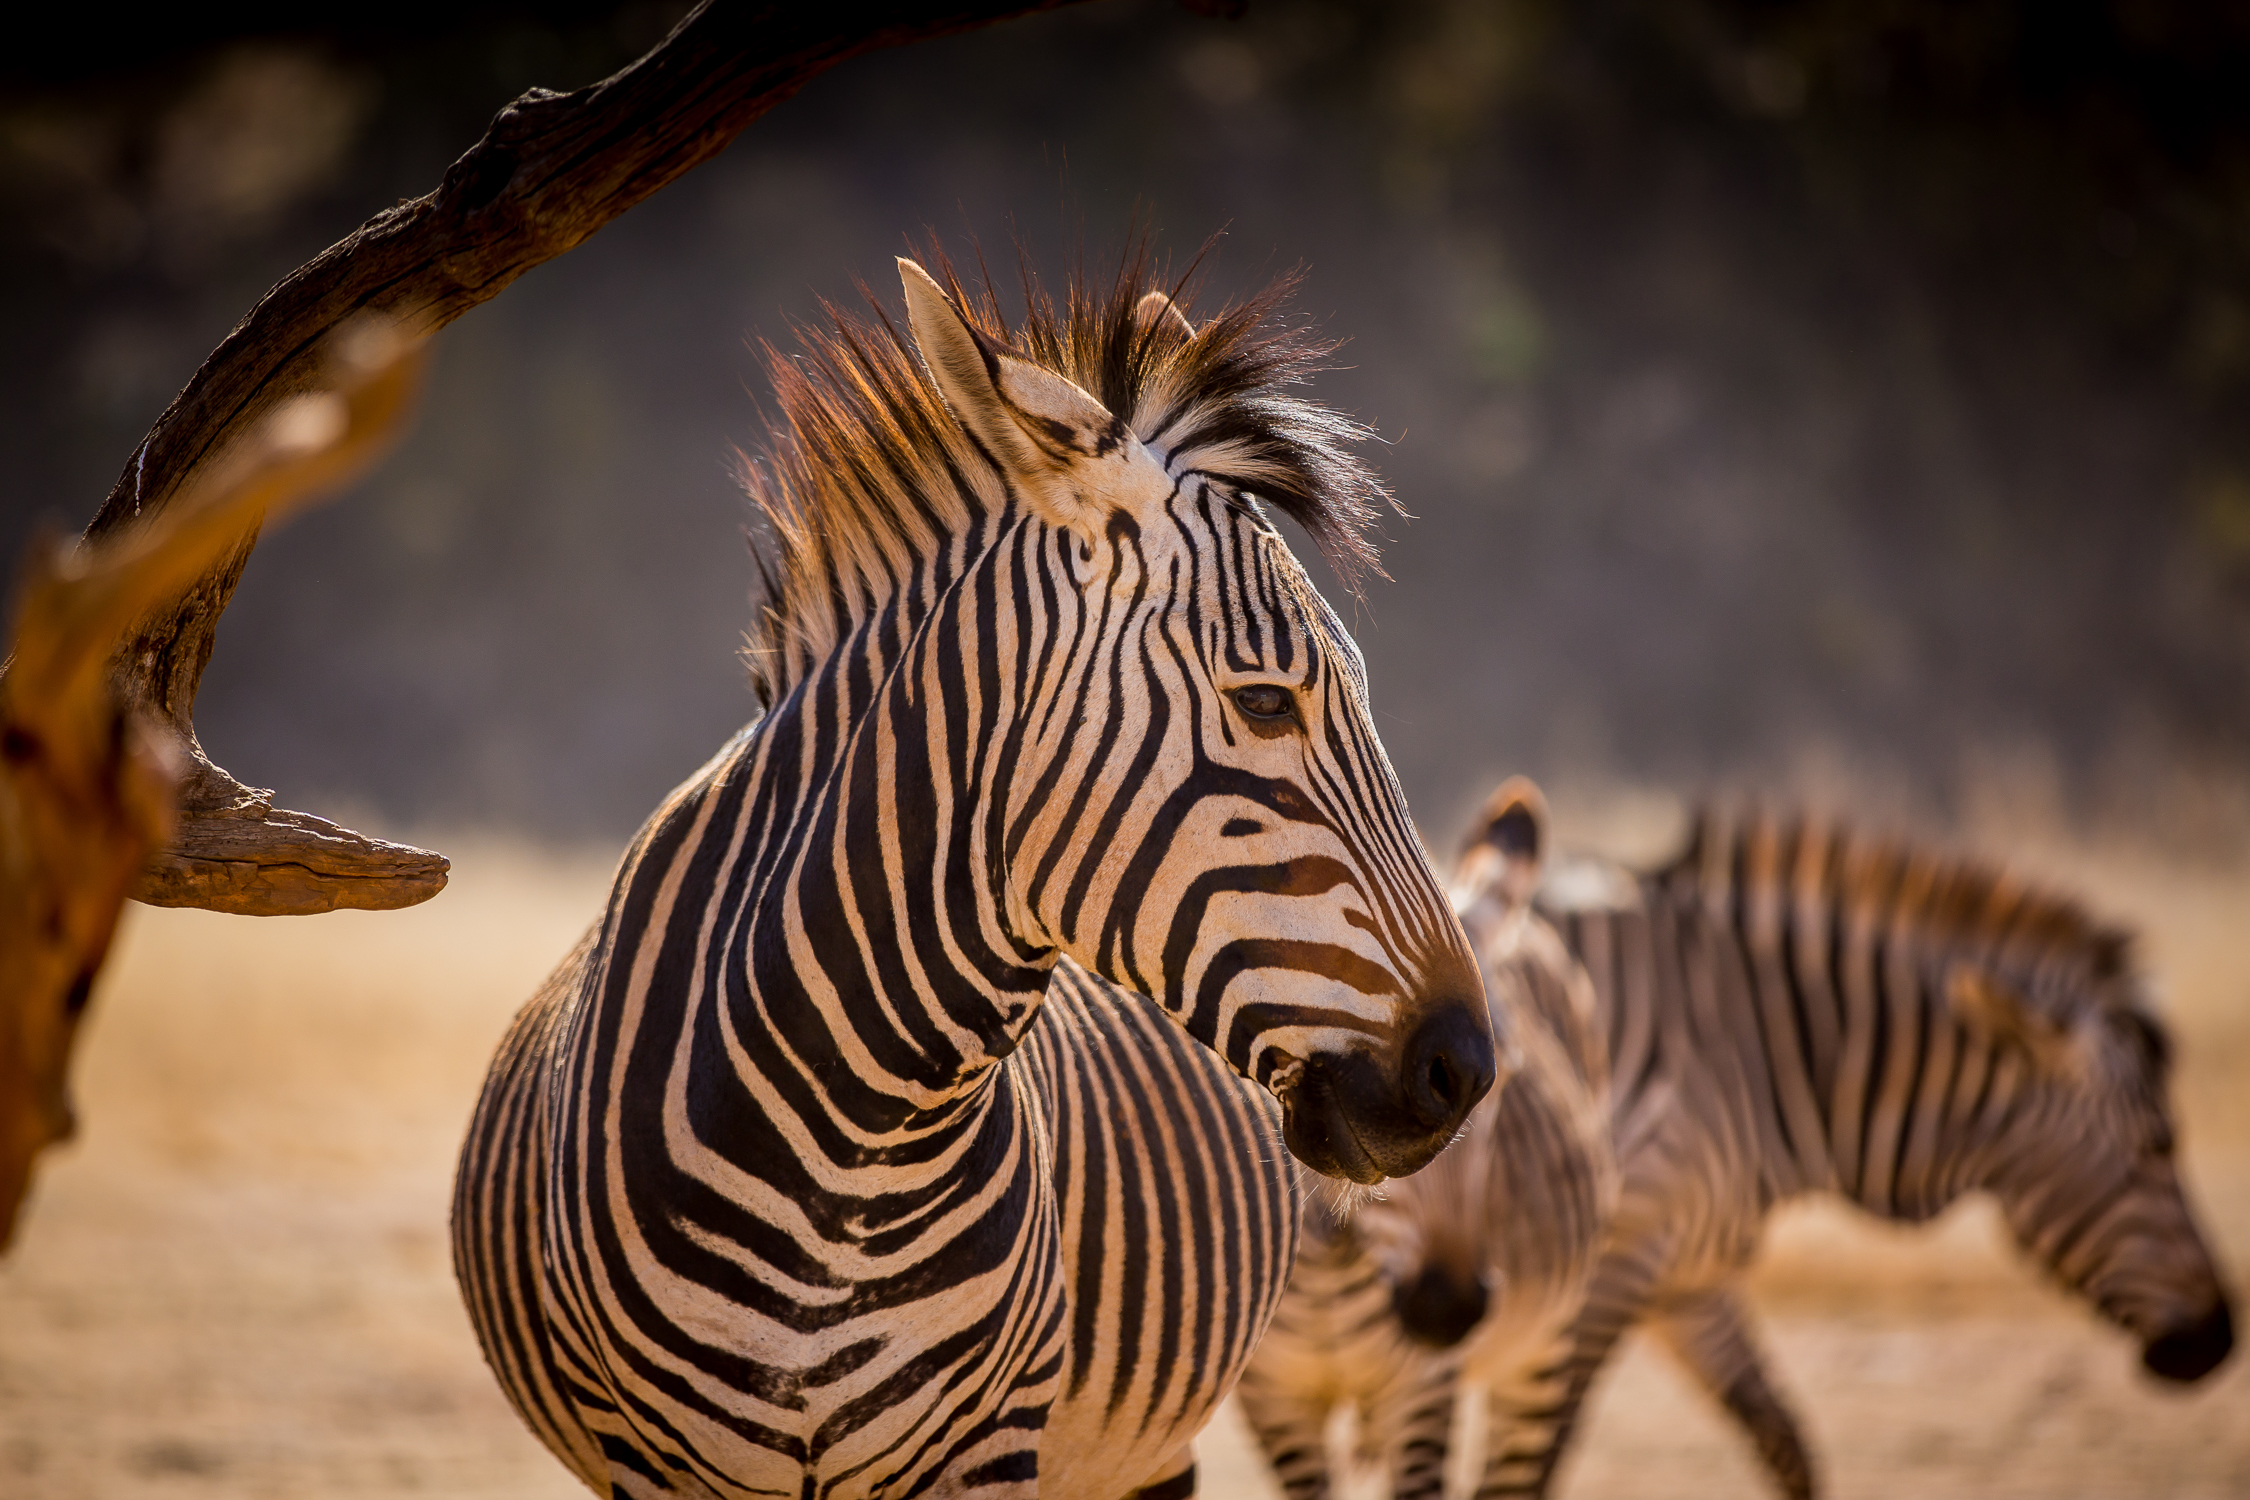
[450,250,1499,1499]
[999,956,1300,1500]
[1235,778,1616,1500]
[1244,791,2238,1500]
[1474,800,2236,1500]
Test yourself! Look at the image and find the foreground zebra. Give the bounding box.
[1236,779,1616,1500]
[1395,799,2234,1499]
[451,253,1497,1498]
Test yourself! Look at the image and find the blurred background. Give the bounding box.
[8,0,2250,843]
[2,2,2247,1496]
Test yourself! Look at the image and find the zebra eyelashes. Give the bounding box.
[1231,683,1291,717]
[1229,683,1301,737]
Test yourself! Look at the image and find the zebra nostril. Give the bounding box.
[1402,1005,1496,1132]
[1428,1055,1457,1111]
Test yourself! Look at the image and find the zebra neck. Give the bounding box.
[734,550,1063,1151]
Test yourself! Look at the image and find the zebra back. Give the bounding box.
[1550,806,2232,1362]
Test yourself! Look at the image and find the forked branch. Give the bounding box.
[0,326,428,1249]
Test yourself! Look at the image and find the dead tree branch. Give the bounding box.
[88,0,1089,915]
[1,326,428,1249]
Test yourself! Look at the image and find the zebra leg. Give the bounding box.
[1651,1286,1817,1500]
[1474,1333,1622,1500]
[1373,1353,1463,1500]
[1124,1446,1197,1500]
[1234,1377,1336,1500]
[1470,1248,1669,1499]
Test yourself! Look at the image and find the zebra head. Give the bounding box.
[1943,926,2234,1384]
[1356,779,1615,1346]
[894,258,1495,1183]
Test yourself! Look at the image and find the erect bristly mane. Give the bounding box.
[739,245,1395,707]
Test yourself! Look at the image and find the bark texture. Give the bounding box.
[2,330,427,1249]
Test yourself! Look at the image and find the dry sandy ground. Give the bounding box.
[2,831,2244,1499]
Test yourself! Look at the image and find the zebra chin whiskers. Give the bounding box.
[1306,1170,1388,1225]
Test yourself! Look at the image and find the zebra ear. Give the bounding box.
[1946,966,2080,1067]
[897,258,1122,533]
[1454,775,1548,912]
[1134,289,1197,342]
[1486,776,1549,909]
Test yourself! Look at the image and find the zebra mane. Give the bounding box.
[739,243,1394,707]
[1670,806,2148,1034]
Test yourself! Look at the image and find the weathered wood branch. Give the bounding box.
[1,326,428,1249]
[91,0,1090,915]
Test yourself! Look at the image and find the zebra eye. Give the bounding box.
[1230,684,1295,723]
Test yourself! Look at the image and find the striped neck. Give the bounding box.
[727,511,1066,1152]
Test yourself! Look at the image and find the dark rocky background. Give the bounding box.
[6,0,2249,850]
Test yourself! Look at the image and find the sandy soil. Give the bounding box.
[2,833,2244,1499]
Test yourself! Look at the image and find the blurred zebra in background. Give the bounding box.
[1498,804,2237,1499]
[1236,779,1615,1499]
[451,253,1496,1499]
[1243,791,2237,1500]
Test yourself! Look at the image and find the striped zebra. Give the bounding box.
[1246,792,2238,1500]
[1236,779,1616,1500]
[450,251,1498,1499]
[1482,803,2236,1500]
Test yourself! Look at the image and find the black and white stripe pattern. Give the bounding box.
[452,252,1493,1499]
[1236,780,1614,1500]
[1491,806,2236,1500]
[1237,795,2235,1500]
[1012,959,1299,1500]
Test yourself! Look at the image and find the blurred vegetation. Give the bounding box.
[3,0,2247,847]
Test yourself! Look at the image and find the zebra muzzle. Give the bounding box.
[1278,1004,1496,1185]
[1281,1060,1388,1185]
[1392,1264,1492,1349]
[2142,1298,2235,1383]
